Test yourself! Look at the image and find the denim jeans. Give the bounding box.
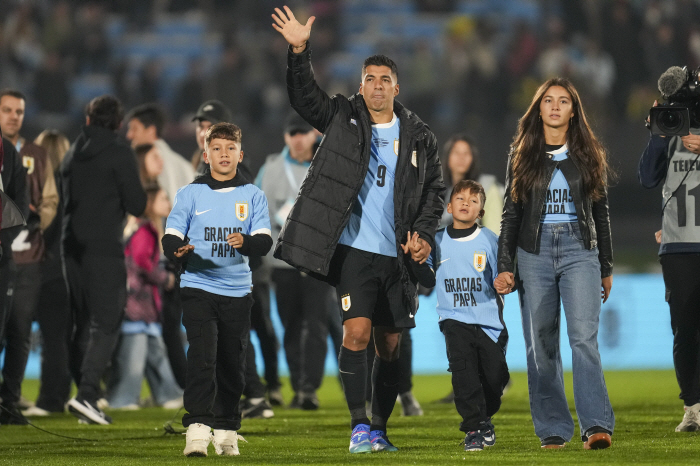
[107,332,183,408]
[517,222,614,441]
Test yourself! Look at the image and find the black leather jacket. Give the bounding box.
[497,153,613,278]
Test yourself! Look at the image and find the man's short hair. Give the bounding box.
[362,55,399,81]
[205,122,242,149]
[450,179,486,209]
[85,95,124,131]
[127,103,166,137]
[0,89,26,101]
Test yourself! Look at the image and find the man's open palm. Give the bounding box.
[271,6,315,47]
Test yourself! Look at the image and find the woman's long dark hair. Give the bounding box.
[509,77,611,202]
[442,134,481,184]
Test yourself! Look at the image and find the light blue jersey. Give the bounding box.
[427,226,504,342]
[542,144,577,223]
[165,183,271,297]
[338,113,400,257]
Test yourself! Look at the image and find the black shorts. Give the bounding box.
[333,245,415,329]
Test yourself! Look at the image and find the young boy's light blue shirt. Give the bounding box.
[427,226,504,342]
[338,113,400,257]
[165,183,271,297]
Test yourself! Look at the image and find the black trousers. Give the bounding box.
[249,275,280,390]
[272,269,332,393]
[65,254,126,403]
[35,262,73,412]
[440,319,510,432]
[661,253,700,406]
[180,287,252,430]
[0,256,17,352]
[0,262,41,405]
[160,285,188,390]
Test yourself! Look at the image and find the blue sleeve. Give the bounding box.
[638,134,671,189]
[249,188,271,236]
[165,187,193,239]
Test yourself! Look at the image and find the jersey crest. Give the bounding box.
[473,252,486,272]
[235,202,249,221]
[341,294,351,311]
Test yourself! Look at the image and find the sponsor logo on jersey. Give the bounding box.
[341,294,351,311]
[473,252,486,272]
[235,202,248,221]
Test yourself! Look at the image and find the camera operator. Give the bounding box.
[638,66,700,433]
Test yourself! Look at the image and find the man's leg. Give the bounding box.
[339,317,372,427]
[298,277,331,403]
[271,269,303,394]
[161,284,188,390]
[370,326,402,433]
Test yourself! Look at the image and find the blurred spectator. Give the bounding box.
[73,3,110,73]
[33,52,71,114]
[125,103,195,202]
[3,4,44,75]
[41,1,74,57]
[190,100,233,174]
[63,95,146,425]
[134,143,164,185]
[29,129,73,416]
[175,59,206,120]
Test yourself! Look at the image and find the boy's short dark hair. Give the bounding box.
[0,89,26,101]
[205,122,242,149]
[127,103,166,137]
[85,95,124,131]
[450,179,486,209]
[362,55,398,81]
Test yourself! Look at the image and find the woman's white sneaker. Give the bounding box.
[676,403,700,432]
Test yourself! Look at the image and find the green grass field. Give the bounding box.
[1,371,698,465]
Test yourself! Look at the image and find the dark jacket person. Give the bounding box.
[62,95,146,425]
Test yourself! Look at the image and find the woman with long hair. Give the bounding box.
[495,77,615,450]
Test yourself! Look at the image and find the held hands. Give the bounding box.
[601,275,613,303]
[271,5,315,50]
[227,232,245,249]
[494,272,514,295]
[655,229,662,244]
[401,231,432,264]
[174,244,194,258]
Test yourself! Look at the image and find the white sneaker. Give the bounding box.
[675,403,700,432]
[212,429,247,456]
[22,406,51,417]
[161,397,184,410]
[183,423,213,457]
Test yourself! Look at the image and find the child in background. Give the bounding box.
[107,183,182,410]
[161,122,272,457]
[408,179,510,452]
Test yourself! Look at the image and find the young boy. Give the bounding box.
[407,179,510,452]
[161,123,272,457]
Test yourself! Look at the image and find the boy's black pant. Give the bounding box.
[181,287,252,430]
[660,253,700,406]
[440,319,509,432]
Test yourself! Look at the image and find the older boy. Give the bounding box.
[162,123,272,457]
[410,180,509,452]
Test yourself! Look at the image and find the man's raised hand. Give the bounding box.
[271,6,315,48]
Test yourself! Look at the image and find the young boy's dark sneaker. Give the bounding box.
[541,436,566,449]
[583,427,612,450]
[481,419,496,447]
[0,403,29,425]
[463,431,485,451]
[67,398,112,425]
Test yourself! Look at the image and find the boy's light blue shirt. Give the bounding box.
[338,113,400,257]
[165,182,271,297]
[427,226,504,342]
[542,143,577,223]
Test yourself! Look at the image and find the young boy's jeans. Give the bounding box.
[180,287,252,431]
[108,331,183,408]
[440,319,509,432]
[517,222,615,442]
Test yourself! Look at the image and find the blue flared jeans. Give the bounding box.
[517,222,614,441]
